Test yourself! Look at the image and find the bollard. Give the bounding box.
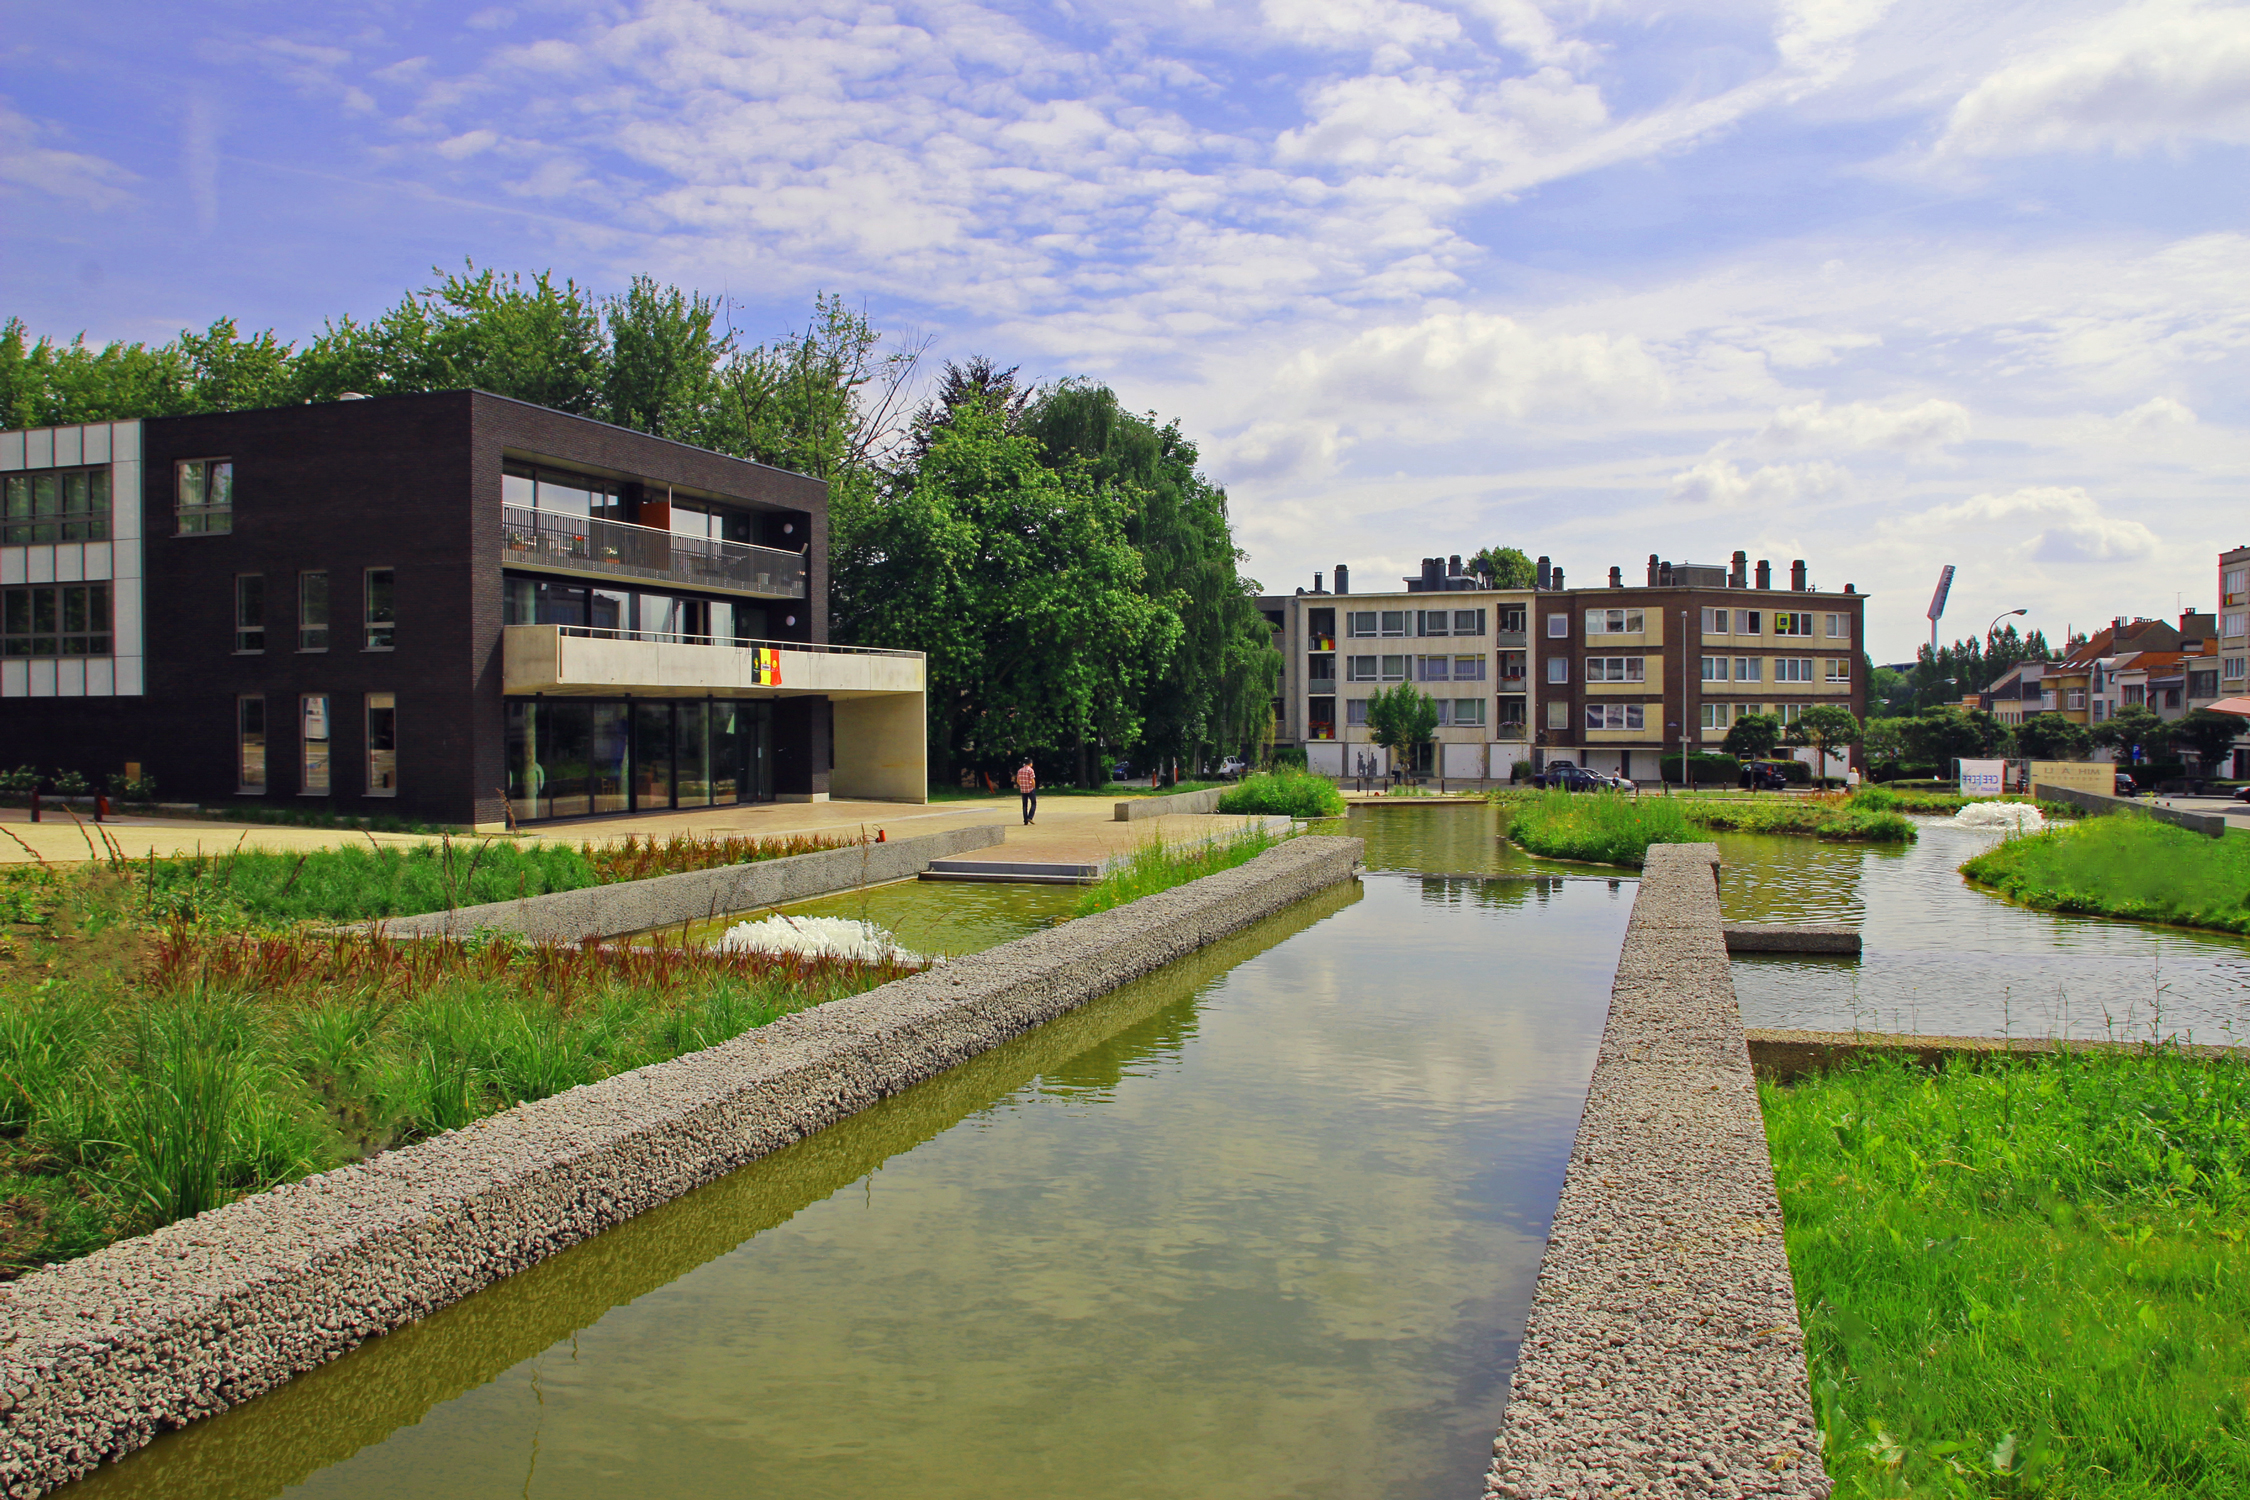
[96,794,108,823]
[28,789,39,823]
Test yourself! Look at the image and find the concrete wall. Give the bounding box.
[832,692,928,803]
[2032,781,2228,837]
[1485,843,1829,1498]
[378,822,1002,940]
[503,626,923,698]
[1745,1027,2250,1081]
[1115,786,1226,820]
[0,834,1361,1498]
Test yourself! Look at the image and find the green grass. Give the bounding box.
[1850,787,2083,820]
[1074,826,1286,916]
[1500,790,1696,866]
[1216,768,1347,818]
[1765,1051,2250,1498]
[139,841,602,925]
[1961,815,2250,936]
[1682,800,1918,842]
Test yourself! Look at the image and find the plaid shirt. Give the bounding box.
[1014,765,1037,792]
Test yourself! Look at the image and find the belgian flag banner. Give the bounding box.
[752,647,782,686]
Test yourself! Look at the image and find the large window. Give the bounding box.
[235,575,265,653]
[1346,698,1369,726]
[1824,658,1850,683]
[3,467,110,545]
[1440,698,1485,726]
[1736,611,1762,635]
[2,584,110,657]
[1775,658,1815,683]
[364,569,395,650]
[238,696,267,793]
[1701,703,1731,728]
[503,461,623,521]
[177,459,233,535]
[1417,653,1486,681]
[1585,703,1645,731]
[1585,608,1645,636]
[1545,700,1569,730]
[1733,657,1764,683]
[2223,612,2247,641]
[1701,608,1731,634]
[1775,612,1814,637]
[1823,613,1852,640]
[1586,656,1645,682]
[1420,609,1485,637]
[299,571,329,651]
[1546,613,1568,638]
[1497,603,1527,634]
[1546,656,1568,684]
[2222,567,2245,606]
[301,694,331,794]
[366,693,398,796]
[1701,656,1729,681]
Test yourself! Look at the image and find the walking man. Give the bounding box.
[1015,757,1038,825]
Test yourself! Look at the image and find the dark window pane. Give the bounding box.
[634,701,673,809]
[365,569,394,649]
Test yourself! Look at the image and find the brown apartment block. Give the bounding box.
[0,392,929,828]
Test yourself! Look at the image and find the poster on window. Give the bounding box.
[1957,758,2006,798]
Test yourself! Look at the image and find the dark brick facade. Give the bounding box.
[0,391,826,826]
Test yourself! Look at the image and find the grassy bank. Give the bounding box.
[1960,815,2250,936]
[1679,799,1917,843]
[1216,768,1346,818]
[1850,786,2083,820]
[1765,1051,2250,1497]
[1500,791,1696,865]
[133,829,863,926]
[0,866,916,1276]
[1075,826,1286,916]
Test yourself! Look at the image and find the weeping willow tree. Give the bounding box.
[1024,380,1281,785]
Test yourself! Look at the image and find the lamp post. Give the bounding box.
[1986,607,2028,640]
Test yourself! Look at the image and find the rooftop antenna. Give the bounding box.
[1927,564,1955,654]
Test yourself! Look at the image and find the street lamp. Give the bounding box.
[1987,607,2028,639]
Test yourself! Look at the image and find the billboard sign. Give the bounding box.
[2029,761,2114,796]
[1958,758,2006,798]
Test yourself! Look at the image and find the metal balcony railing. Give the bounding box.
[1496,629,1528,647]
[547,624,917,658]
[501,506,807,598]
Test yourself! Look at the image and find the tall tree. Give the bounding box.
[2092,705,2167,765]
[1785,705,1860,786]
[1469,546,1537,588]
[2169,708,2246,771]
[2014,713,2091,761]
[1365,683,1438,772]
[1723,712,1782,761]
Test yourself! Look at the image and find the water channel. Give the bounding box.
[68,858,1632,1500]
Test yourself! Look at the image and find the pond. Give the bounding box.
[67,862,1633,1500]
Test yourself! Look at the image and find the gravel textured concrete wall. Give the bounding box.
[0,834,1361,1499]
[1723,924,1860,955]
[2033,783,2227,837]
[1114,786,1226,820]
[1485,843,1831,1499]
[1745,1027,2250,1081]
[376,822,1007,940]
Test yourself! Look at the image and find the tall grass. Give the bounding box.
[1074,827,1285,916]
[1216,769,1346,819]
[1681,800,1917,843]
[1501,791,1695,866]
[1961,815,2250,935]
[1765,1051,2250,1497]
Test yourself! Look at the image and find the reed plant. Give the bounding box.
[1501,790,1695,866]
[1074,827,1286,916]
[1215,769,1346,818]
[1765,1049,2250,1497]
[1961,814,2250,936]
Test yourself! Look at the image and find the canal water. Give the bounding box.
[68,861,1633,1500]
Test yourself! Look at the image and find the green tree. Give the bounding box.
[1866,663,1911,718]
[601,276,729,444]
[718,292,924,487]
[2014,713,2092,761]
[1469,546,1537,588]
[1365,683,1438,773]
[2168,708,2246,771]
[2091,704,2168,765]
[830,399,1179,780]
[1785,705,1861,785]
[1723,712,1782,761]
[1860,716,1906,775]
[1902,707,2008,765]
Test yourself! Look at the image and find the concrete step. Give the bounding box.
[1722,924,1860,955]
[920,858,1102,886]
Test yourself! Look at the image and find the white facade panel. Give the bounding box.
[112,536,140,584]
[54,544,84,584]
[114,655,144,696]
[53,427,82,467]
[112,421,140,462]
[1441,741,1485,779]
[112,573,143,657]
[24,430,52,468]
[1,661,23,696]
[111,465,141,543]
[86,657,114,696]
[28,659,56,696]
[0,432,21,471]
[83,425,110,465]
[56,659,85,697]
[0,549,21,586]
[84,541,112,580]
[26,548,53,585]
[1306,741,1345,777]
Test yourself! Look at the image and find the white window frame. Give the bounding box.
[1585,608,1646,636]
[1586,656,1645,683]
[1775,612,1814,638]
[1453,654,1485,681]
[1346,611,1379,638]
[1824,658,1850,683]
[1824,613,1851,641]
[1546,656,1569,684]
[1735,657,1763,682]
[1700,656,1728,681]
[1584,702,1646,731]
[1546,613,1569,638]
[1702,608,1729,634]
[1701,703,1731,728]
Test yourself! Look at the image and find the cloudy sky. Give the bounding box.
[7,0,2248,660]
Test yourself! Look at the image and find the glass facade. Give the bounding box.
[505,698,772,822]
[502,573,766,643]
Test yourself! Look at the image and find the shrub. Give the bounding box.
[1509,758,1535,782]
[1503,790,1695,866]
[1659,752,1740,786]
[1269,745,1309,771]
[1217,769,1345,819]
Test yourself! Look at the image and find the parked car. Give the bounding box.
[1532,760,1579,789]
[1740,760,1791,791]
[1213,757,1249,781]
[2114,771,2139,796]
[2234,784,2250,803]
[1608,774,1638,793]
[1546,765,1611,792]
[1110,760,1134,781]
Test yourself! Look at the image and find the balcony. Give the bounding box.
[502,624,920,699]
[1496,629,1528,648]
[501,506,806,599]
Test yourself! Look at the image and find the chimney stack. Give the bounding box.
[1755,559,1772,590]
[1335,564,1349,595]
[1609,566,1623,588]
[1731,550,1748,589]
[1551,565,1565,590]
[1791,559,1807,591]
[1537,555,1552,591]
[1844,584,1856,595]
[1314,571,1324,594]
[1647,553,1660,586]
[1448,554,1463,578]
[1659,561,1673,586]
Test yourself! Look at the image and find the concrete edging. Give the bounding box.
[2033,782,2228,837]
[1746,1028,2250,1082]
[1485,843,1830,1498]
[1113,787,1226,820]
[0,834,1364,1498]
[375,822,1007,940]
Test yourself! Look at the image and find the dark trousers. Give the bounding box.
[1021,790,1037,823]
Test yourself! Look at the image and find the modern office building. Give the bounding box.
[0,392,927,828]
[1262,551,1867,781]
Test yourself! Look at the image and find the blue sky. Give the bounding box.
[6,0,2248,661]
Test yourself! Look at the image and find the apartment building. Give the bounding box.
[1261,556,1540,780]
[1261,549,1867,782]
[2220,545,2250,777]
[0,392,928,827]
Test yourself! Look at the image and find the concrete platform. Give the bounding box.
[1722,923,1861,955]
[920,858,1100,885]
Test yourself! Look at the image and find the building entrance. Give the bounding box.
[505,698,772,822]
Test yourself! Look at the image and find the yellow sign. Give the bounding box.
[2029,760,2112,796]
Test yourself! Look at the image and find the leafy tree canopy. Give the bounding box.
[1365,683,1439,758]
[2014,713,2092,762]
[2169,708,2246,769]
[1469,546,1537,589]
[1723,713,1783,760]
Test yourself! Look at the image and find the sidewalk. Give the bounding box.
[0,794,1273,867]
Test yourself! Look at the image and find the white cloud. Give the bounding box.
[1757,397,1971,451]
[1897,485,2160,563]
[2112,394,2198,429]
[0,100,136,208]
[1282,310,1668,418]
[1939,0,2250,157]
[1669,457,1849,506]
